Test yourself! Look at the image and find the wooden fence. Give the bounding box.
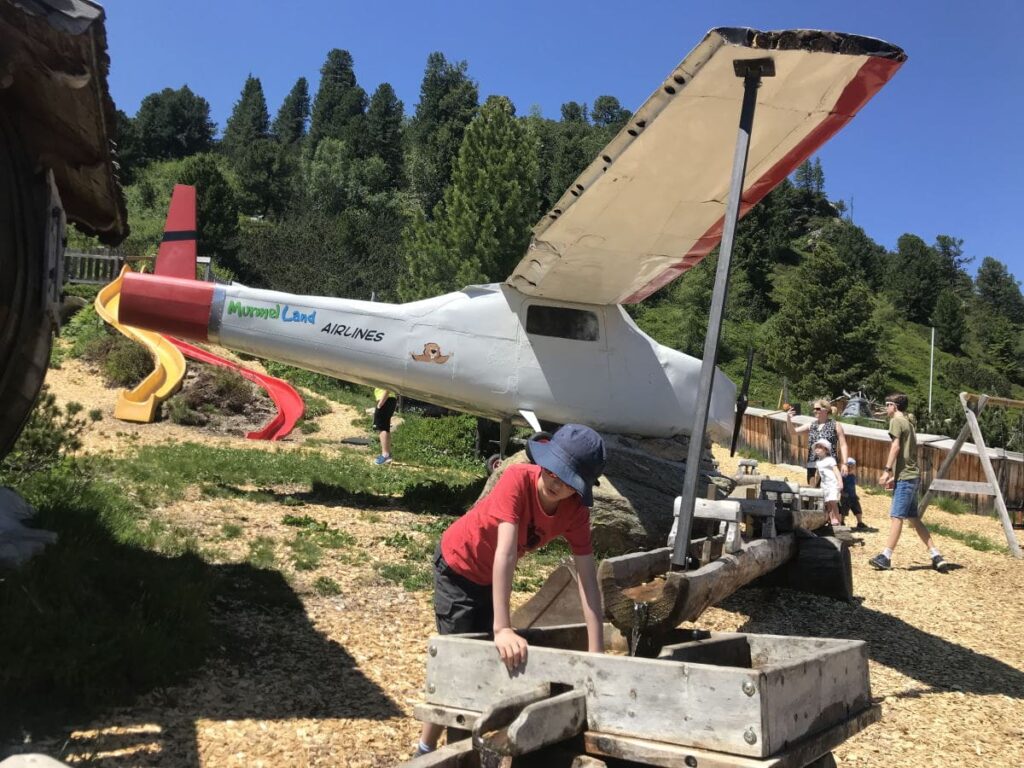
[64,250,212,284]
[738,406,1024,516]
[64,250,153,285]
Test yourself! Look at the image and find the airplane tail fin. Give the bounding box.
[154,184,198,280]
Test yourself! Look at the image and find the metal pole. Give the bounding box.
[671,58,774,569]
[928,327,935,413]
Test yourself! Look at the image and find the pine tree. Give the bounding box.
[234,140,290,217]
[272,77,310,146]
[931,289,966,353]
[222,75,270,160]
[820,218,888,289]
[794,160,815,193]
[885,234,944,323]
[811,157,826,196]
[548,101,591,204]
[134,86,216,161]
[407,52,479,216]
[365,83,405,188]
[933,234,973,295]
[591,95,630,130]
[762,241,886,397]
[308,50,368,157]
[975,256,1024,324]
[400,96,538,300]
[177,154,240,270]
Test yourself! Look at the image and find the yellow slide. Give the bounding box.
[95,265,186,423]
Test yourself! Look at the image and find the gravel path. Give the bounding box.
[17,361,1024,767]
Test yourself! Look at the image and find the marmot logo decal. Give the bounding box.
[411,342,452,364]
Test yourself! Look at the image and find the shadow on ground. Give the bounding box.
[0,494,402,765]
[725,587,1024,700]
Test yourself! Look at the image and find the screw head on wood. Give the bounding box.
[743,728,757,745]
[742,681,756,696]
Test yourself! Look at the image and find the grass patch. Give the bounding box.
[736,446,769,463]
[513,539,572,592]
[288,534,322,571]
[928,522,1000,552]
[375,561,434,591]
[100,442,481,513]
[247,536,277,569]
[392,412,480,471]
[282,514,356,549]
[313,576,342,596]
[932,495,971,515]
[0,464,214,738]
[221,522,243,539]
[262,361,373,409]
[302,393,332,418]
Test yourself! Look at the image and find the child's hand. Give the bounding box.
[494,627,528,672]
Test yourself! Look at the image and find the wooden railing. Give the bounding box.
[64,250,154,284]
[737,406,1023,515]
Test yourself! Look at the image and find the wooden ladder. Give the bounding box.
[917,392,1022,558]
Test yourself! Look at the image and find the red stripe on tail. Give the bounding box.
[155,184,198,281]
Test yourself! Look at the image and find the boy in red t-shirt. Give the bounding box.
[416,424,607,756]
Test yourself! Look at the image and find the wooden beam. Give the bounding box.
[963,392,1024,410]
[394,738,475,768]
[925,479,997,495]
[582,704,880,768]
[600,536,796,638]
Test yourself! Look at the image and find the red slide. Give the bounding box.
[165,336,305,441]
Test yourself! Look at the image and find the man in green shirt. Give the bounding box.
[869,393,949,572]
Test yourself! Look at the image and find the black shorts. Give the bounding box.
[372,397,397,432]
[433,543,493,636]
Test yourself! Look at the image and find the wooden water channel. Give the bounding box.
[408,624,876,768]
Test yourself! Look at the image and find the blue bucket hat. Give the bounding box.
[526,424,606,506]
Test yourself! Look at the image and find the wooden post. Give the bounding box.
[962,399,1022,557]
[917,392,1022,558]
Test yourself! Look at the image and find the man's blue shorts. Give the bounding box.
[890,478,920,519]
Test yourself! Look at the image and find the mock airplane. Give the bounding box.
[119,28,905,449]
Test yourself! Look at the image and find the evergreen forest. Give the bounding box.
[87,49,1024,449]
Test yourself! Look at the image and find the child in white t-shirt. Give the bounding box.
[813,438,843,526]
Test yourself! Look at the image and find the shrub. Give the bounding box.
[0,387,86,482]
[102,338,153,387]
[166,395,208,426]
[185,367,254,414]
[302,393,332,419]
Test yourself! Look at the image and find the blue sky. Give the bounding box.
[101,0,1022,285]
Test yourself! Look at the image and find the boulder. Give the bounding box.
[478,433,735,555]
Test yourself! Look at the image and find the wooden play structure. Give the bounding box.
[410,624,875,768]
[916,392,1022,558]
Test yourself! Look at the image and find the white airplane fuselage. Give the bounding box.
[199,281,736,440]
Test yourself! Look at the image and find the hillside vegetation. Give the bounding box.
[73,51,1024,448]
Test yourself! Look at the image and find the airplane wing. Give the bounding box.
[507,28,905,305]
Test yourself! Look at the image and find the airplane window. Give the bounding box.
[526,306,600,341]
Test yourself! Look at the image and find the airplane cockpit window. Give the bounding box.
[526,305,600,341]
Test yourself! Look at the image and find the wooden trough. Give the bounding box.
[408,624,878,767]
[514,484,848,653]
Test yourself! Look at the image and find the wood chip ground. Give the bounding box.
[15,360,1024,766]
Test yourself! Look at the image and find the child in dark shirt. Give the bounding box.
[840,457,868,531]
